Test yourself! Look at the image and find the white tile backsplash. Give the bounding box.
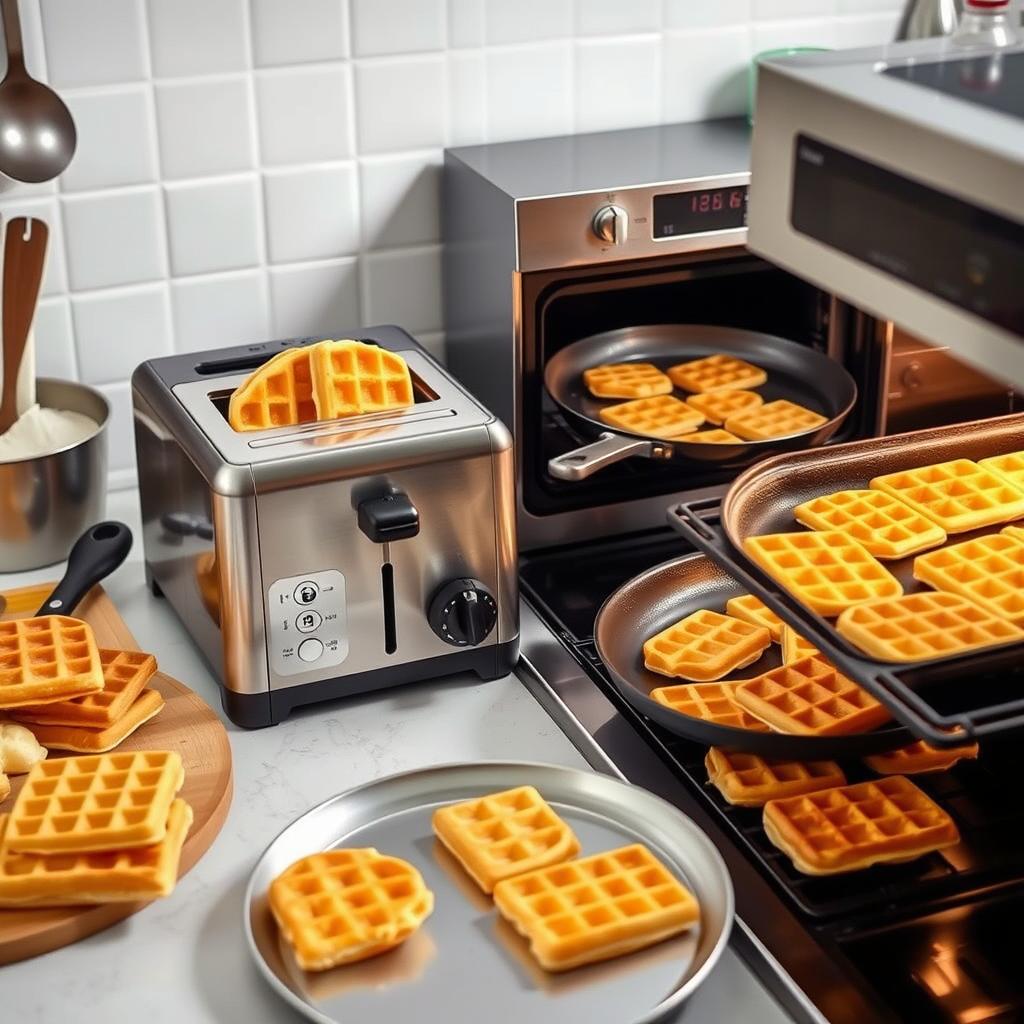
[2,0,904,489]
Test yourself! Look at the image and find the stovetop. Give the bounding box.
[519,529,1024,1024]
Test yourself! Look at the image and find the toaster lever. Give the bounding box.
[357,492,420,543]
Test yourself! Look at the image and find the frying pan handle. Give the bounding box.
[548,432,663,481]
[36,521,133,616]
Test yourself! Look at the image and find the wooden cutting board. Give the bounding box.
[0,582,233,965]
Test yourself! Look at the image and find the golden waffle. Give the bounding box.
[742,531,903,617]
[735,657,890,736]
[269,848,434,971]
[597,395,704,439]
[228,346,317,432]
[311,339,415,420]
[582,362,672,399]
[865,738,978,776]
[0,615,104,709]
[1004,524,1024,543]
[763,776,960,875]
[0,799,193,906]
[432,786,580,894]
[781,624,819,663]
[705,748,846,808]
[492,844,700,972]
[13,648,157,728]
[979,450,1024,489]
[25,689,165,754]
[794,489,947,560]
[650,682,770,732]
[871,459,1024,534]
[7,751,184,854]
[913,532,1024,627]
[667,354,766,394]
[725,594,784,643]
[677,429,742,444]
[684,389,762,425]
[642,609,771,682]
[837,591,1024,663]
[725,400,827,441]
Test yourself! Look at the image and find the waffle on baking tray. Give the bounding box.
[734,657,891,736]
[676,429,743,444]
[684,389,763,425]
[836,591,1024,662]
[705,748,846,808]
[781,624,819,664]
[583,362,673,399]
[492,843,700,972]
[0,616,104,709]
[979,450,1024,489]
[871,459,1024,534]
[742,531,903,617]
[310,339,415,420]
[269,848,435,971]
[650,682,770,732]
[913,532,1024,627]
[24,689,165,753]
[864,738,979,775]
[432,785,580,894]
[667,354,767,394]
[724,400,828,441]
[597,395,704,439]
[227,346,317,432]
[6,751,185,854]
[793,489,947,560]
[725,594,784,643]
[0,798,193,907]
[642,609,771,682]
[762,776,960,875]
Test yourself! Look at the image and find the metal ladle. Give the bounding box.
[0,0,76,185]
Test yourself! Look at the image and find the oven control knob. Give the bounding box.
[428,579,498,647]
[592,204,629,245]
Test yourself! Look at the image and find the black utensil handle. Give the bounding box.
[37,521,133,616]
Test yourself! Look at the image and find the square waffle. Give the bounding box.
[667,354,766,394]
[1004,524,1024,543]
[0,799,193,906]
[311,339,415,419]
[725,594,784,643]
[705,748,846,807]
[269,848,434,971]
[979,450,1024,489]
[864,738,978,775]
[432,786,580,894]
[793,489,947,560]
[7,751,184,854]
[492,844,700,972]
[597,395,704,439]
[742,531,903,617]
[650,682,770,732]
[781,624,819,663]
[677,429,742,444]
[582,362,672,399]
[24,689,165,753]
[837,591,1024,663]
[0,616,104,709]
[684,389,762,425]
[735,657,890,736]
[913,532,1024,627]
[871,459,1024,534]
[13,648,157,728]
[228,346,317,432]
[725,400,827,441]
[763,776,960,875]
[642,609,771,682]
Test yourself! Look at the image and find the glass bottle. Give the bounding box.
[951,0,1018,47]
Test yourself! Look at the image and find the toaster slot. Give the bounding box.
[381,561,397,655]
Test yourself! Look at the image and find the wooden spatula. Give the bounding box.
[0,216,48,434]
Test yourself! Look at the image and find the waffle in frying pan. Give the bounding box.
[643,609,771,682]
[583,362,672,399]
[725,400,827,441]
[725,594,784,643]
[597,395,704,439]
[780,624,819,664]
[676,429,743,445]
[684,389,762,425]
[667,354,766,394]
[705,748,846,808]
[864,738,978,775]
[650,682,770,732]
[227,346,317,432]
[979,450,1024,490]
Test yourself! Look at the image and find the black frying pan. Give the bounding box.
[545,324,857,481]
[594,551,912,758]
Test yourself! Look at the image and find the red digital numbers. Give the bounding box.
[690,189,745,214]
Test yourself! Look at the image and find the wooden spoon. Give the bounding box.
[0,215,48,434]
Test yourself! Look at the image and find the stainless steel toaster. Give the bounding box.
[132,327,519,727]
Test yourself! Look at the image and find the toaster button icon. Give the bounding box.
[294,581,319,605]
[296,610,323,633]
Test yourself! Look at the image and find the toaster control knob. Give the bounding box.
[429,579,498,648]
[592,204,628,245]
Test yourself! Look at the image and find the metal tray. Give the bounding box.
[245,761,734,1024]
[595,553,911,758]
[668,414,1024,747]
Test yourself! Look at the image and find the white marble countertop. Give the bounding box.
[0,491,794,1024]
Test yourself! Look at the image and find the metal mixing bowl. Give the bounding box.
[0,378,109,571]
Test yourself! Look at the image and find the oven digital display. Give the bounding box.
[653,186,748,238]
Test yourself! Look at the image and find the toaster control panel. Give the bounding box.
[267,570,348,676]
